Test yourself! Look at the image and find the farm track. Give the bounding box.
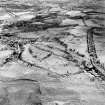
[87,27,105,79]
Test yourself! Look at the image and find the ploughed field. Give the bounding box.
[0,0,105,105]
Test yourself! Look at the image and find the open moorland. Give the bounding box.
[0,0,105,105]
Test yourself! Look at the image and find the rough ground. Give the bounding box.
[0,0,105,105]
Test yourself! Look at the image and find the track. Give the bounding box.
[87,27,105,79]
